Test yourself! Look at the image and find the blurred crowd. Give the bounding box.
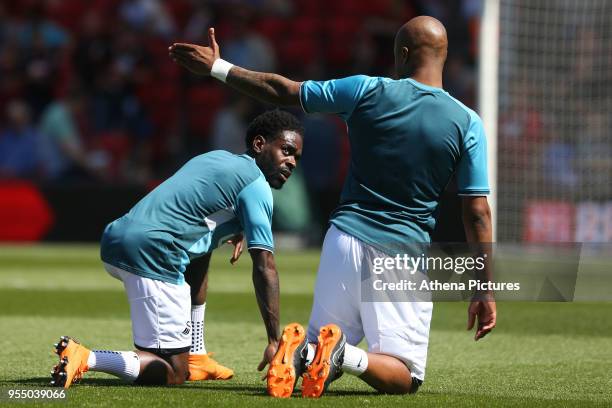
[0,0,480,235]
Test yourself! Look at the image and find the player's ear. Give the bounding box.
[252,135,266,153]
[401,46,410,63]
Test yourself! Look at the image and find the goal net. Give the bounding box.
[494,0,612,242]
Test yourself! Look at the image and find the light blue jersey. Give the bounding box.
[101,151,274,284]
[300,76,489,254]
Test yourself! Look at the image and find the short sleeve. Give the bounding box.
[299,75,379,121]
[235,176,274,252]
[456,114,490,195]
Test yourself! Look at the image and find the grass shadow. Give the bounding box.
[182,383,380,398]
[182,383,267,396]
[4,377,133,388]
[2,377,54,387]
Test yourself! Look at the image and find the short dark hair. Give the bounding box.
[245,110,304,148]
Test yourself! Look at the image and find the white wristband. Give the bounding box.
[210,59,234,83]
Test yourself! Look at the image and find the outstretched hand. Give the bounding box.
[467,297,496,341]
[169,27,220,75]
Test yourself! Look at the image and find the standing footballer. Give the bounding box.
[170,15,496,398]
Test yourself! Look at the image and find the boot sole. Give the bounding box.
[267,323,306,398]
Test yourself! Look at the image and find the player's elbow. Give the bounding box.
[462,197,491,224]
[270,78,302,107]
[252,264,278,285]
[465,205,491,225]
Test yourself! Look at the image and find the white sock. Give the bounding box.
[342,344,368,376]
[190,303,206,354]
[87,350,140,382]
[305,343,316,365]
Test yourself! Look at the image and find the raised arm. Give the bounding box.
[462,196,496,341]
[169,28,301,106]
[249,248,281,371]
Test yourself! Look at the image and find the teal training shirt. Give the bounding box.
[300,76,489,254]
[100,151,274,284]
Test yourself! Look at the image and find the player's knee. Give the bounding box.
[383,381,411,395]
[135,359,174,385]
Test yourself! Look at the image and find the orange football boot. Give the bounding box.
[267,323,308,398]
[301,324,346,398]
[188,353,234,380]
[50,336,90,388]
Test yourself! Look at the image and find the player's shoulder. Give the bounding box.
[342,75,403,100]
[309,74,387,91]
[236,172,273,206]
[191,149,246,162]
[443,93,483,127]
[181,150,264,191]
[191,150,258,170]
[351,74,393,89]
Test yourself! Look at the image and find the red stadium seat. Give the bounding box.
[322,18,362,68]
[45,0,121,32]
[292,17,321,36]
[327,0,368,17]
[325,18,361,37]
[254,18,288,40]
[165,0,193,28]
[186,84,226,138]
[347,0,393,17]
[137,82,179,130]
[279,38,318,71]
[325,41,352,69]
[293,0,321,16]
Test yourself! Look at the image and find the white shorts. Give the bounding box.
[307,225,433,381]
[104,263,192,353]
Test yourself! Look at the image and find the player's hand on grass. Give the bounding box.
[227,233,245,265]
[169,27,220,75]
[467,296,496,341]
[257,341,279,376]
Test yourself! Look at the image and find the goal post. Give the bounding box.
[478,0,500,242]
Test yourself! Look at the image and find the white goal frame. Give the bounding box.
[478,0,500,242]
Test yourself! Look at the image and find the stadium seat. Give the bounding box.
[279,38,318,71]
[292,17,321,36]
[293,0,321,16]
[137,82,179,130]
[254,18,288,40]
[186,84,226,138]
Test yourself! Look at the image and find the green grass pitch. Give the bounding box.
[0,245,610,407]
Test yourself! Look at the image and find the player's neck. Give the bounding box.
[405,65,443,88]
[409,73,443,89]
